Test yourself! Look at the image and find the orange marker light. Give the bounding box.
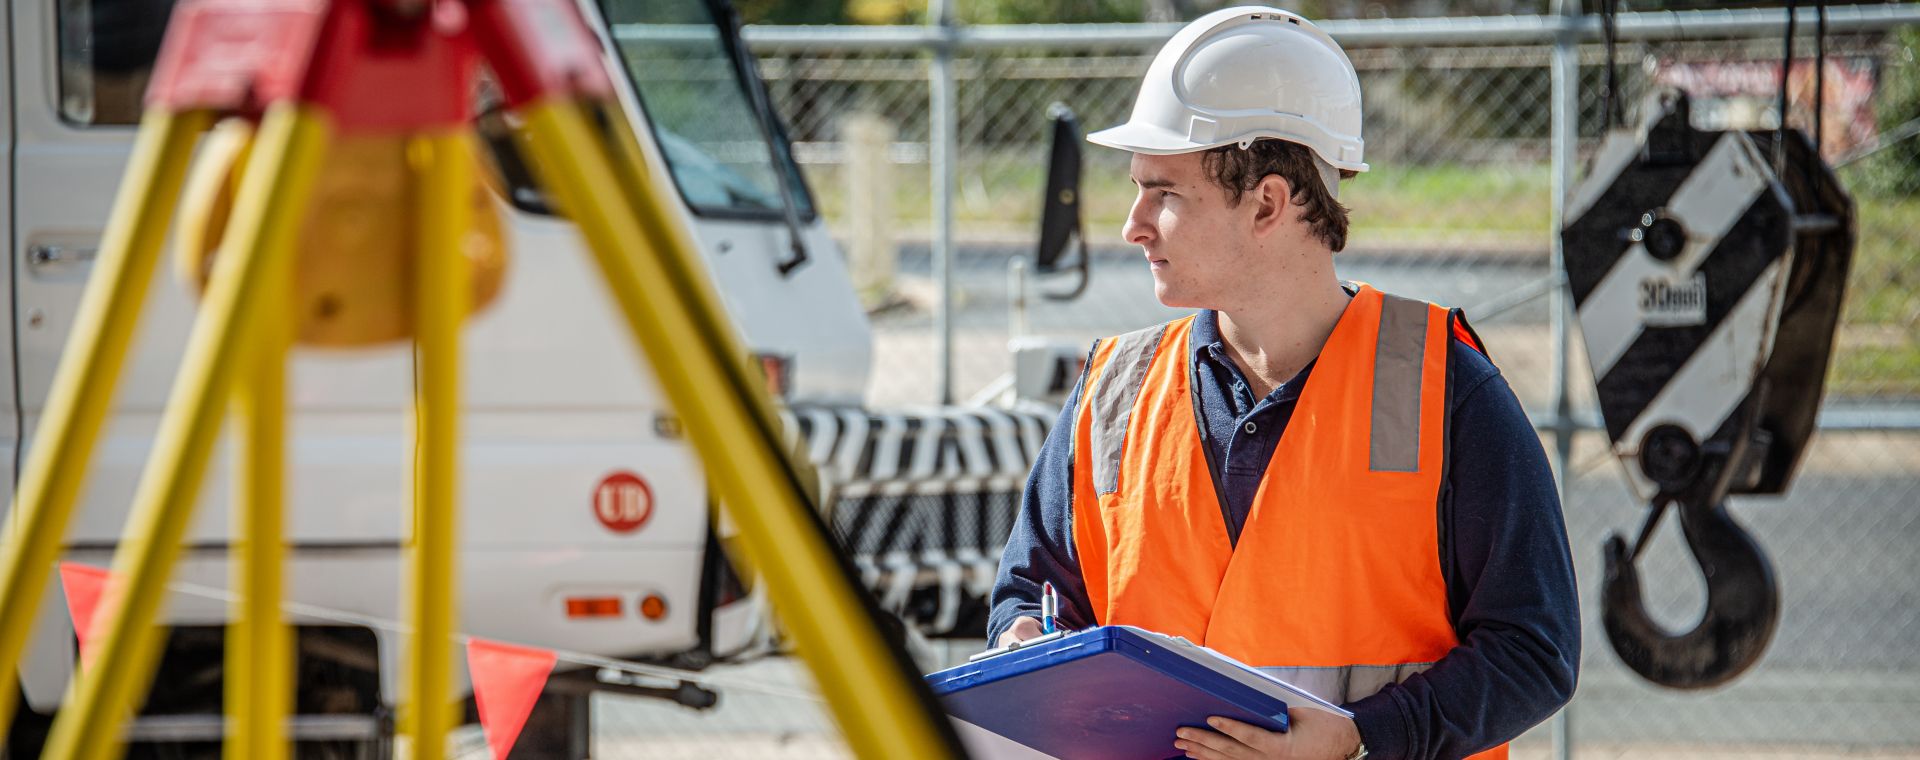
[754,353,791,399]
[638,594,668,621]
[565,596,622,618]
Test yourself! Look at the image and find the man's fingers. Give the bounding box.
[1174,739,1231,760]
[1206,716,1275,749]
[1172,737,1226,760]
[996,616,1044,647]
[1175,727,1251,759]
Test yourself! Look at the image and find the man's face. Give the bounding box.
[1122,151,1264,309]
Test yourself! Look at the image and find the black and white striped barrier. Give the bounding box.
[777,405,1053,637]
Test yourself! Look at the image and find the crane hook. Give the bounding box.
[1601,489,1780,689]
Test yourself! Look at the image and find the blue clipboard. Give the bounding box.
[926,626,1299,760]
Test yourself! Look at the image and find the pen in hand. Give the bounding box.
[1042,581,1057,635]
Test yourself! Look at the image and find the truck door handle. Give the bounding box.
[27,243,99,273]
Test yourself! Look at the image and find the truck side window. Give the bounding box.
[57,0,178,125]
[598,0,815,221]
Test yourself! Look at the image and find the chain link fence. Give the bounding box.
[756,19,1918,411]
[587,9,1919,758]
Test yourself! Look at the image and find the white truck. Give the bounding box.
[2,0,1067,755]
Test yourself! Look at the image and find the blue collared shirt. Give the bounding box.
[989,309,1579,760]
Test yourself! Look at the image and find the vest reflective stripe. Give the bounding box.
[1071,285,1508,759]
[1255,663,1435,706]
[1369,293,1430,473]
[1089,323,1170,496]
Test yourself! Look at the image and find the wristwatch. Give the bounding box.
[1344,741,1368,760]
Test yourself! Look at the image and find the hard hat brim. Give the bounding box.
[1086,120,1370,173]
[1086,121,1215,156]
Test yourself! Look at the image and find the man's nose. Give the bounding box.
[1123,199,1154,246]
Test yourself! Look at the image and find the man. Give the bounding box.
[987,7,1579,760]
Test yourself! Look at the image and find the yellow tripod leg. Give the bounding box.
[0,109,210,732]
[402,129,470,760]
[225,219,293,759]
[513,100,961,760]
[41,104,330,760]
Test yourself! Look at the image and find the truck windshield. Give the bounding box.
[597,0,815,220]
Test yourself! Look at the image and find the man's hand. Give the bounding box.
[995,616,1045,648]
[1172,708,1361,760]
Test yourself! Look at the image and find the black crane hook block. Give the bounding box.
[1560,90,1856,688]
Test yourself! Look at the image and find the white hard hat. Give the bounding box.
[1089,6,1368,177]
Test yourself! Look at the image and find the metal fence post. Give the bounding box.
[1547,3,1582,760]
[929,0,957,404]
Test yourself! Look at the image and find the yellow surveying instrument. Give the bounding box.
[0,0,965,757]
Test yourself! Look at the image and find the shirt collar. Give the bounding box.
[1189,306,1336,404]
[1190,310,1227,365]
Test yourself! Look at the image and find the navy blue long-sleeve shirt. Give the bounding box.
[989,308,1579,760]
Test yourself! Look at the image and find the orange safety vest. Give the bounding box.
[1069,284,1506,759]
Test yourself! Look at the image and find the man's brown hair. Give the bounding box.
[1201,139,1355,252]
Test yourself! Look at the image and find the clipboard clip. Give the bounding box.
[968,630,1068,662]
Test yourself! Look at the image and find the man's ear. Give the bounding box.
[1248,173,1293,238]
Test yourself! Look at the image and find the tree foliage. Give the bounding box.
[735,0,851,24]
[1854,27,1920,198]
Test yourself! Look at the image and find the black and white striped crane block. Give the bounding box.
[1561,90,1855,502]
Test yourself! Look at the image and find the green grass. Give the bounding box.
[1828,192,1920,399]
[1344,163,1553,237]
[1831,345,1920,399]
[1844,194,1920,326]
[810,154,1555,244]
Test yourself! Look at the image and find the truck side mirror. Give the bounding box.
[1035,103,1090,300]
